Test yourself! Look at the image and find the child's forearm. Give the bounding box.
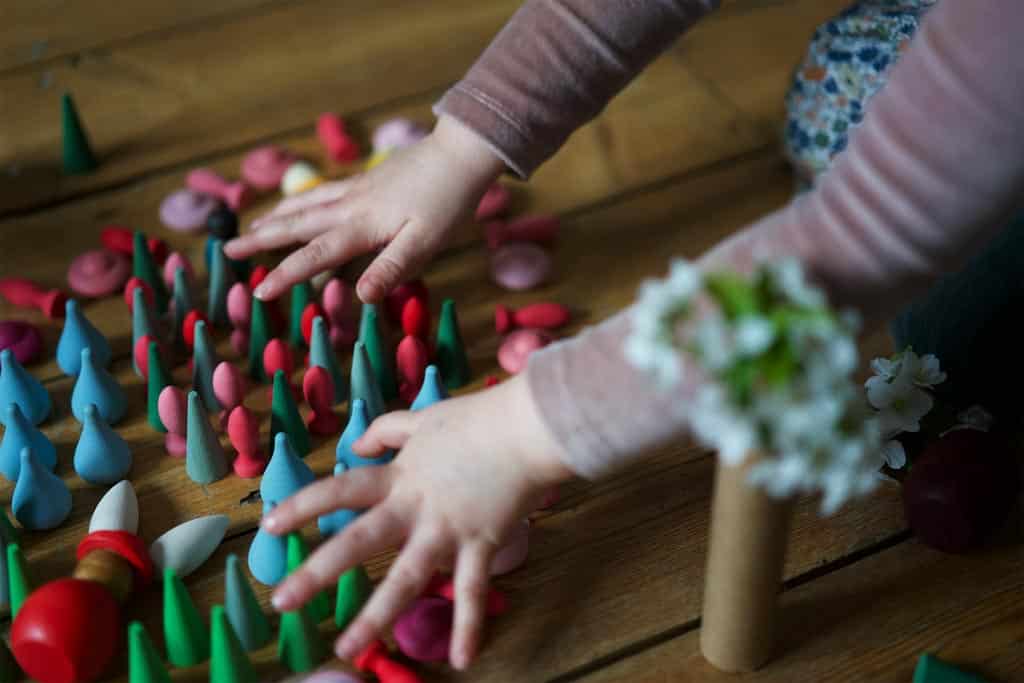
[525,0,1024,479]
[435,0,720,178]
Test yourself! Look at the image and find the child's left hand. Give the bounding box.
[261,374,573,670]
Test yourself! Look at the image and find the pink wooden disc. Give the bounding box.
[68,249,131,298]
[159,188,218,233]
[490,243,552,291]
[0,320,43,365]
[240,145,296,191]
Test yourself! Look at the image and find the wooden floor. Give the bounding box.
[2,1,1022,681]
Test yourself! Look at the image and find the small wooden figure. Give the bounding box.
[157,386,188,457]
[67,249,131,298]
[159,189,217,233]
[192,320,222,412]
[309,316,346,404]
[350,342,386,422]
[208,239,235,327]
[396,335,429,405]
[0,403,56,481]
[485,214,559,249]
[248,504,288,587]
[280,161,324,196]
[61,93,97,174]
[162,252,195,290]
[74,404,132,485]
[495,302,571,334]
[186,168,253,211]
[410,365,448,412]
[71,347,126,424]
[435,299,470,389]
[300,301,326,347]
[0,349,51,426]
[240,146,296,191]
[185,391,229,485]
[497,329,553,375]
[227,282,252,356]
[288,282,313,348]
[131,288,158,376]
[226,406,266,478]
[490,242,552,291]
[127,621,171,683]
[12,447,72,530]
[0,278,67,320]
[224,553,271,651]
[322,277,358,349]
[317,112,360,162]
[213,361,248,428]
[150,515,229,579]
[124,276,154,311]
[210,604,257,683]
[88,481,138,535]
[335,564,372,630]
[163,568,209,667]
[284,533,331,622]
[303,366,341,435]
[206,205,239,241]
[133,232,169,314]
[57,299,111,376]
[270,370,311,456]
[400,296,429,339]
[0,320,43,365]
[393,597,452,663]
[146,341,172,432]
[354,641,422,683]
[277,598,327,673]
[359,305,398,401]
[261,433,314,508]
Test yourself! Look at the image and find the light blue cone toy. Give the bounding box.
[335,398,393,469]
[191,320,221,412]
[12,447,72,530]
[73,404,132,485]
[349,341,385,421]
[131,286,158,376]
[260,433,314,507]
[0,349,51,426]
[71,347,126,424]
[57,299,111,376]
[0,403,56,481]
[309,316,347,404]
[317,463,363,537]
[410,365,448,412]
[248,503,289,586]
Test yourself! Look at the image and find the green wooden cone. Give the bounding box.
[132,286,157,375]
[224,553,272,652]
[146,341,171,433]
[335,564,372,630]
[358,305,398,401]
[277,605,327,673]
[435,298,471,389]
[0,512,20,547]
[210,605,257,683]
[270,370,311,457]
[128,621,171,683]
[289,282,313,348]
[192,319,221,412]
[61,92,97,174]
[0,636,19,683]
[350,341,385,421]
[7,543,31,618]
[248,298,272,382]
[163,568,210,666]
[285,533,331,622]
[171,266,195,346]
[913,654,989,683]
[208,240,235,327]
[185,390,229,485]
[133,232,168,314]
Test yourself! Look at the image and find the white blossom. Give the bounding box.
[870,356,900,381]
[865,372,933,434]
[766,258,825,309]
[912,353,946,387]
[881,440,907,469]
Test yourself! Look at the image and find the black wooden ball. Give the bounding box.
[206,204,239,240]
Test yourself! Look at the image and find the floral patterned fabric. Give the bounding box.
[783,0,938,188]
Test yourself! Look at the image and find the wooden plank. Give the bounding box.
[0,0,282,73]
[678,0,852,134]
[0,54,765,382]
[0,0,834,215]
[581,535,1024,683]
[0,0,521,214]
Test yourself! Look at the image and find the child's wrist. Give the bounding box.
[431,115,506,190]
[497,374,576,488]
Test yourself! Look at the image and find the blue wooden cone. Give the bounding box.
[74,404,132,485]
[12,447,72,530]
[131,286,158,376]
[410,364,448,412]
[57,299,110,376]
[207,239,234,327]
[191,320,221,412]
[309,316,346,404]
[71,347,126,424]
[335,398,392,469]
[318,463,362,537]
[185,391,228,485]
[0,403,56,481]
[0,349,51,426]
[260,433,314,507]
[248,503,288,586]
[350,341,385,421]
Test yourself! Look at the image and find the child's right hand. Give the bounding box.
[224,115,506,304]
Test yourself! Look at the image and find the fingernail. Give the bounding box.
[335,636,357,660]
[262,515,278,531]
[253,284,269,300]
[271,587,293,611]
[355,279,374,304]
[452,651,468,670]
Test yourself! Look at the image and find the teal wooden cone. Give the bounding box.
[350,341,385,421]
[435,298,471,389]
[134,232,168,314]
[61,92,97,174]
[224,553,271,651]
[185,390,229,484]
[192,320,221,412]
[309,316,346,404]
[131,286,158,375]
[289,282,313,348]
[208,239,234,327]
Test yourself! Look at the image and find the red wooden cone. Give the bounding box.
[302,366,341,435]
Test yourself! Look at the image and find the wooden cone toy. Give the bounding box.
[285,533,331,622]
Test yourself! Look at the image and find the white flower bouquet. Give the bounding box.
[626,258,883,514]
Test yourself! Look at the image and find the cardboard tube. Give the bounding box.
[700,454,794,672]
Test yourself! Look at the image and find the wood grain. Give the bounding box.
[581,534,1024,683]
[0,0,283,73]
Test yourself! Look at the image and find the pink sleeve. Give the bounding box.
[525,0,1024,478]
[434,0,719,178]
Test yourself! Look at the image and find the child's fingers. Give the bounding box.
[224,207,340,259]
[352,410,421,456]
[262,466,391,534]
[335,526,453,659]
[357,222,436,303]
[251,180,353,226]
[450,542,494,670]
[254,229,374,301]
[272,502,407,612]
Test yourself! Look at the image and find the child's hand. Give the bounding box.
[261,374,572,670]
[224,116,505,303]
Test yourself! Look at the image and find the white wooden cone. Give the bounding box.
[88,480,139,534]
[150,514,230,578]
